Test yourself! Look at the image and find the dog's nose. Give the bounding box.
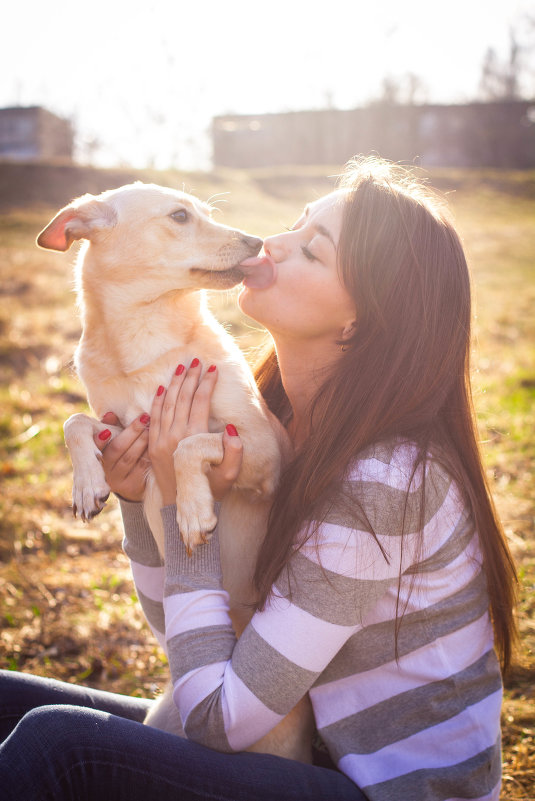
[242,235,263,254]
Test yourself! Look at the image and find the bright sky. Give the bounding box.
[2,0,533,169]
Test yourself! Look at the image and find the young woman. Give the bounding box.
[0,158,517,801]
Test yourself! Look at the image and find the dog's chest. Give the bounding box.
[83,360,248,431]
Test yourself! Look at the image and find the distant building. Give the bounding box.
[213,101,535,169]
[0,106,74,162]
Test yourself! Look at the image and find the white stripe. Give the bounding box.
[311,613,495,728]
[164,589,232,641]
[173,660,228,722]
[219,664,284,751]
[299,481,466,581]
[151,628,167,652]
[338,690,502,787]
[130,561,165,603]
[299,523,423,580]
[347,444,422,490]
[173,661,283,751]
[361,534,483,628]
[251,598,355,672]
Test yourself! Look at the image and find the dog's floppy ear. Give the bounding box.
[37,195,117,252]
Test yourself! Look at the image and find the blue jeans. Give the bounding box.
[0,671,367,801]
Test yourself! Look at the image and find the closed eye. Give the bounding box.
[301,245,318,261]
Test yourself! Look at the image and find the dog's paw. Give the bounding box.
[175,502,218,554]
[72,474,110,522]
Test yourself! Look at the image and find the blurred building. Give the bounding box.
[213,101,535,169]
[0,106,74,162]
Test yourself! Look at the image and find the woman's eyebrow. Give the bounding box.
[314,224,336,248]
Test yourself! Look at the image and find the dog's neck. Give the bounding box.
[77,276,213,377]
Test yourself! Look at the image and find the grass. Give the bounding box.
[0,163,534,798]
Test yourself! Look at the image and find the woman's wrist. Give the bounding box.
[115,491,144,503]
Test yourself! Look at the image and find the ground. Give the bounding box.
[0,162,533,798]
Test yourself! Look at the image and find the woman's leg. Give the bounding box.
[0,704,367,801]
[0,669,151,740]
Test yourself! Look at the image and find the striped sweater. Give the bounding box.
[121,440,503,801]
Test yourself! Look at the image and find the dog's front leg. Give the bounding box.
[173,432,224,553]
[64,413,122,521]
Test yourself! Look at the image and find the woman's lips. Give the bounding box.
[239,255,277,289]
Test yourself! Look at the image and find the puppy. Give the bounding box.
[37,182,313,762]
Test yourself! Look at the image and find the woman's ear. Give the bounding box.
[341,320,357,341]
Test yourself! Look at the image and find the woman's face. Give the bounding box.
[238,191,355,345]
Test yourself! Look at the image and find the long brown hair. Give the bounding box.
[253,156,517,672]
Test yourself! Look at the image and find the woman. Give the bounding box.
[0,157,517,800]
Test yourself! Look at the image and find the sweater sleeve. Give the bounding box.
[120,499,167,651]
[161,493,412,752]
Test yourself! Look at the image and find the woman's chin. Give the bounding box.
[237,285,262,321]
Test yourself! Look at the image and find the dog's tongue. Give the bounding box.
[239,256,276,289]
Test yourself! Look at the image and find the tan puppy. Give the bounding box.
[37,183,313,762]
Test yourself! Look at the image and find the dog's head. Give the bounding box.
[37,182,262,292]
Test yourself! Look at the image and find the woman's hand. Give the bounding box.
[148,359,243,506]
[93,411,151,502]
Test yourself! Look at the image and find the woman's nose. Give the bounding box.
[263,233,288,262]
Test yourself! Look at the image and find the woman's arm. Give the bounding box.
[159,497,413,752]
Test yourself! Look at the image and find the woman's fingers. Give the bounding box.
[150,359,217,442]
[101,411,120,426]
[158,362,188,433]
[209,424,243,501]
[188,363,218,434]
[93,413,150,501]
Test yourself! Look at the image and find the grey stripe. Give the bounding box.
[320,650,502,759]
[275,552,397,626]
[137,588,165,636]
[232,625,317,716]
[120,500,164,567]
[315,570,489,684]
[164,572,226,597]
[123,535,164,568]
[325,458,452,536]
[361,737,502,801]
[167,625,236,682]
[183,692,234,753]
[406,507,476,575]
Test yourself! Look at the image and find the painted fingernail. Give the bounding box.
[190,358,200,368]
[175,364,185,375]
[139,413,150,425]
[98,429,111,441]
[157,385,165,396]
[208,364,216,373]
[226,424,238,437]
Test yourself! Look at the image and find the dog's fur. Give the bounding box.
[37,182,313,762]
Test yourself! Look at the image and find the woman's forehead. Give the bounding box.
[307,189,346,215]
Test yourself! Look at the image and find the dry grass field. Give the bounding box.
[0,162,533,798]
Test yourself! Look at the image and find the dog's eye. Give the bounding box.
[171,209,189,223]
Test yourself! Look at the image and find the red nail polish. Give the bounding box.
[98,429,111,441]
[190,358,200,368]
[226,424,238,437]
[157,385,165,396]
[140,413,150,425]
[208,364,216,373]
[175,364,185,375]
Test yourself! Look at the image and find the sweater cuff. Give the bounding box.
[161,505,222,584]
[120,498,163,567]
